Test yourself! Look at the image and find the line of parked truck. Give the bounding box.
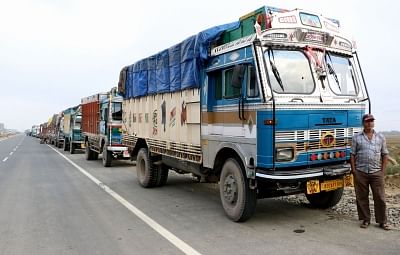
[35,106,83,154]
[30,6,367,221]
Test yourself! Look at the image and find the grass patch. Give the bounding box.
[386,135,400,175]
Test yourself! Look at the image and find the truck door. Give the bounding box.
[99,102,108,136]
[207,66,244,137]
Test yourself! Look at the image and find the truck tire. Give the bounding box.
[136,148,158,188]
[305,187,344,209]
[102,148,112,167]
[155,164,169,187]
[69,143,75,154]
[63,138,69,151]
[219,158,257,222]
[85,142,91,160]
[85,142,98,160]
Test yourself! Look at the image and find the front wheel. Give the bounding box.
[69,143,75,154]
[219,158,257,222]
[305,187,343,209]
[102,148,112,167]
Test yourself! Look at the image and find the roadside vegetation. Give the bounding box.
[385,134,400,176]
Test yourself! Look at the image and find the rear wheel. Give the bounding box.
[305,187,343,209]
[136,148,158,188]
[219,158,257,222]
[85,142,91,160]
[102,148,112,167]
[63,138,69,151]
[85,142,98,160]
[155,164,169,187]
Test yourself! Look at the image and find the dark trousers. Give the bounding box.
[354,170,387,224]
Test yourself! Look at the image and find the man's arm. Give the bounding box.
[350,154,356,174]
[381,134,389,174]
[350,134,357,174]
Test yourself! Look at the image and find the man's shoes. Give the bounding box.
[379,223,391,231]
[360,220,370,228]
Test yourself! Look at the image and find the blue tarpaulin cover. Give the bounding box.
[123,21,239,99]
[169,43,181,92]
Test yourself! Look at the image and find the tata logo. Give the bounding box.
[322,117,336,124]
[321,132,335,148]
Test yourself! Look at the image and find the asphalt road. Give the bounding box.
[0,135,399,255]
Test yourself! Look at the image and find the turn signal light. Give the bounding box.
[310,151,346,161]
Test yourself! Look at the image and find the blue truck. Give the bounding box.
[119,6,370,221]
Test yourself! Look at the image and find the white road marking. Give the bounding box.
[3,157,8,162]
[48,145,201,255]
[13,148,17,152]
[9,152,13,156]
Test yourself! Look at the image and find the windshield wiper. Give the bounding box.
[326,53,341,92]
[268,49,284,91]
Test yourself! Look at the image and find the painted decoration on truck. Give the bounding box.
[170,107,176,128]
[181,101,187,126]
[152,109,158,135]
[161,100,166,132]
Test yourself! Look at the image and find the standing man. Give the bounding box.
[350,114,390,230]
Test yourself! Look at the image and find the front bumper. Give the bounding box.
[106,146,128,152]
[255,163,351,180]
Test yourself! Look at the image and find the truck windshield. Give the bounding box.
[112,102,122,121]
[264,50,315,94]
[325,53,358,96]
[74,116,81,129]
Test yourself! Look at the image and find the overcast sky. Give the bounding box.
[1,0,399,131]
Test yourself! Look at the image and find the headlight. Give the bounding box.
[276,147,294,162]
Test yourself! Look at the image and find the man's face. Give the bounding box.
[363,119,375,129]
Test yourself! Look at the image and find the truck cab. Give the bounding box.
[201,6,368,220]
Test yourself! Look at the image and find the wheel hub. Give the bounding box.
[223,174,237,203]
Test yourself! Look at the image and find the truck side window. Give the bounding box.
[247,65,259,98]
[224,68,241,99]
[208,71,223,100]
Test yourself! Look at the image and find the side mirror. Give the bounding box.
[231,65,246,88]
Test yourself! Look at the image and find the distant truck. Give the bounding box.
[39,122,49,144]
[118,6,368,221]
[81,89,129,166]
[54,112,65,148]
[31,125,40,138]
[63,105,84,154]
[48,114,58,145]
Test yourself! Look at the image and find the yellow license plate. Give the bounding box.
[306,180,320,194]
[307,174,353,194]
[321,179,343,191]
[344,174,354,187]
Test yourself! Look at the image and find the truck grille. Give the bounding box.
[276,127,362,152]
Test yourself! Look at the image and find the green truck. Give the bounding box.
[63,105,84,154]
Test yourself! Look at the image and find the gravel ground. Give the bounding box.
[275,175,400,230]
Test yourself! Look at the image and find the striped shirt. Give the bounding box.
[351,130,389,173]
